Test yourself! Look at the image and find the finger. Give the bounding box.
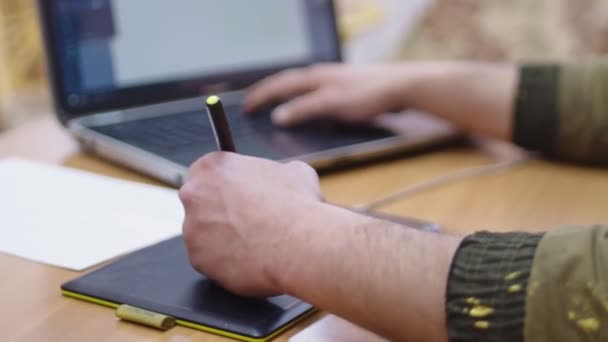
[244,68,325,113]
[271,88,345,127]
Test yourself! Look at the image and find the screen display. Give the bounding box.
[43,0,340,115]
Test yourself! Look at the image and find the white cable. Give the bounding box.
[353,156,530,213]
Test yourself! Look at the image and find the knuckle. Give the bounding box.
[309,63,339,78]
[271,68,305,86]
[190,157,209,175]
[178,184,195,208]
[287,160,317,178]
[199,151,224,165]
[281,68,305,81]
[308,64,326,78]
[190,152,228,176]
[317,88,339,106]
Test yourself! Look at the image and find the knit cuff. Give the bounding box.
[446,232,544,342]
[513,64,560,154]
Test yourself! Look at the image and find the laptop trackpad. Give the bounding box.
[236,117,395,158]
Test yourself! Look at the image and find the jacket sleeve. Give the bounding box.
[446,225,608,341]
[524,225,608,341]
[513,60,608,164]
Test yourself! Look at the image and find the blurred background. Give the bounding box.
[1,0,608,131]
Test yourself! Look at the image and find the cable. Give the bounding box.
[353,156,530,213]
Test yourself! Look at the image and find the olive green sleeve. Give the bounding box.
[524,225,608,341]
[514,61,608,164]
[446,226,608,341]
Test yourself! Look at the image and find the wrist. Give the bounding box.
[264,199,328,294]
[400,61,460,110]
[401,61,517,140]
[270,201,355,296]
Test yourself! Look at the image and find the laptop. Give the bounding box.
[38,0,458,187]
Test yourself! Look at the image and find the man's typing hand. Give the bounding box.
[244,63,418,126]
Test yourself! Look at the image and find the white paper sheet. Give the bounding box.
[0,158,183,271]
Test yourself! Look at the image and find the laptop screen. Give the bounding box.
[40,0,341,117]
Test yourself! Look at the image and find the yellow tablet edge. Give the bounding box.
[62,290,316,342]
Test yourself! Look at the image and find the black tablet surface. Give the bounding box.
[61,236,314,342]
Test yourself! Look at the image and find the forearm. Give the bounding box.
[275,202,462,341]
[400,60,608,164]
[404,62,518,141]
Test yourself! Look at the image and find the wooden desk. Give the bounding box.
[2,117,608,342]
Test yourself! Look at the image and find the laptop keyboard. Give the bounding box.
[91,105,395,166]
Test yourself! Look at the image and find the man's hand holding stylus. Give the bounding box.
[179,152,322,297]
[179,151,460,341]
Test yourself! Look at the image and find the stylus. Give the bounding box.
[205,95,237,152]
